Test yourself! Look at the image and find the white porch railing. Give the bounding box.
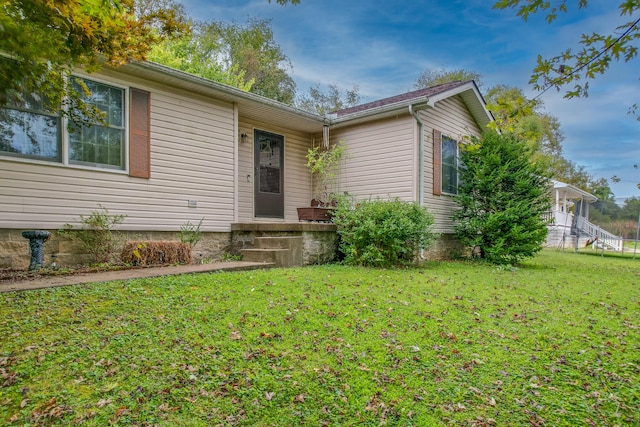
[546,210,623,251]
[574,216,623,251]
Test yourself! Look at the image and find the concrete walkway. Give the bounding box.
[0,261,274,293]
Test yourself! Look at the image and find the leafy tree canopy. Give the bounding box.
[453,131,551,264]
[297,83,361,115]
[0,0,189,119]
[148,25,255,91]
[154,18,297,103]
[201,18,297,104]
[493,0,639,100]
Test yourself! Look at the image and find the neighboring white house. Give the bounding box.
[0,61,491,268]
[546,180,623,251]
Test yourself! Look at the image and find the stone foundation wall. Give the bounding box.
[422,234,465,260]
[3,225,464,270]
[0,229,231,270]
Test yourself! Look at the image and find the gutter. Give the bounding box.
[408,101,433,207]
[408,101,433,259]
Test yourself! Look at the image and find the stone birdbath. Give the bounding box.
[22,230,51,271]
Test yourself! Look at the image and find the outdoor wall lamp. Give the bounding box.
[240,133,248,144]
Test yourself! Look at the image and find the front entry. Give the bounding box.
[254,129,284,218]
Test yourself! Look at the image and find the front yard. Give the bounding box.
[1,250,638,426]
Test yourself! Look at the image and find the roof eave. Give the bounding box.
[117,61,326,132]
[330,81,493,130]
[553,180,598,202]
[329,95,433,128]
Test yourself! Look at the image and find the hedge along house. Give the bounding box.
[0,59,491,269]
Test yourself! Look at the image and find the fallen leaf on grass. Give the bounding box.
[96,399,112,408]
[294,394,305,403]
[264,392,274,401]
[230,331,242,340]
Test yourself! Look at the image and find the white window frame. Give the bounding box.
[0,74,129,174]
[441,134,459,195]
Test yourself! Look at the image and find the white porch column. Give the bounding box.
[584,200,590,220]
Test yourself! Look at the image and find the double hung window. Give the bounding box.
[1,77,126,170]
[441,135,459,195]
[433,129,460,195]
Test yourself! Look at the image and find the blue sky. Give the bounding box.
[181,0,640,203]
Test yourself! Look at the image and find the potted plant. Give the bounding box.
[298,140,346,221]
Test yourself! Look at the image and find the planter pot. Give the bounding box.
[297,207,333,222]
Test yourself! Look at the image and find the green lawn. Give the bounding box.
[1,250,638,426]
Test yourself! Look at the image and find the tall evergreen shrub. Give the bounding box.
[453,131,551,264]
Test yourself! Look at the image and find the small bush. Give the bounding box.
[58,205,125,264]
[332,197,436,267]
[121,241,192,266]
[179,218,204,247]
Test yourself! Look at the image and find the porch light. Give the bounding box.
[240,133,248,144]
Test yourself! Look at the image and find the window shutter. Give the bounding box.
[432,129,442,195]
[129,88,150,178]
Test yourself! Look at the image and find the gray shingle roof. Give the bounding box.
[335,80,470,116]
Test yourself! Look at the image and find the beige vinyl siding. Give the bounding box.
[237,118,313,222]
[0,71,237,232]
[332,115,416,201]
[422,95,484,234]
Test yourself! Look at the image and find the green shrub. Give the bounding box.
[179,217,204,247]
[453,131,550,265]
[332,197,436,267]
[58,205,126,264]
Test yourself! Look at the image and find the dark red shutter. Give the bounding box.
[432,129,442,195]
[129,88,151,179]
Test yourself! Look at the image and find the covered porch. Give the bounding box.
[550,180,597,229]
[546,181,622,251]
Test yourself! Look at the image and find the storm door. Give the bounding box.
[254,129,284,218]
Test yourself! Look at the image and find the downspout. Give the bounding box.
[409,102,432,259]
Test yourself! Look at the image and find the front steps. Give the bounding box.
[240,236,303,268]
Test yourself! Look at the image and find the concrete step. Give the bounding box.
[243,236,303,268]
[254,236,302,249]
[241,248,298,267]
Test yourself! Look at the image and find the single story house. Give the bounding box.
[0,61,492,269]
[546,180,622,251]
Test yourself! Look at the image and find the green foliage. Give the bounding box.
[493,0,639,100]
[58,205,126,264]
[414,72,590,189]
[296,83,361,115]
[332,197,436,267]
[306,140,346,204]
[454,131,551,264]
[0,0,189,120]
[186,18,296,104]
[179,218,204,247]
[220,252,243,262]
[1,251,638,426]
[148,34,254,91]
